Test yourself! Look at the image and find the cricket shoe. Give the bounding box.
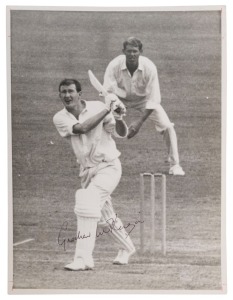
[113,248,136,265]
[64,257,94,271]
[169,164,185,176]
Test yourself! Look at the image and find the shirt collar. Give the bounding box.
[64,99,88,116]
[80,99,88,113]
[121,56,143,71]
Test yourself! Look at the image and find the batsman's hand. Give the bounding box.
[127,120,142,139]
[105,93,126,117]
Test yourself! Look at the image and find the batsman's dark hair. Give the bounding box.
[123,37,143,51]
[59,79,82,92]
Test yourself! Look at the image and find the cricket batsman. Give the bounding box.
[53,79,135,271]
[103,37,185,176]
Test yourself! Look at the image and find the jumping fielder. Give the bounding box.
[53,79,135,271]
[103,37,185,176]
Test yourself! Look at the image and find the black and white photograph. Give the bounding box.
[7,5,227,293]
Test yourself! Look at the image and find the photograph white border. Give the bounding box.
[1,1,232,297]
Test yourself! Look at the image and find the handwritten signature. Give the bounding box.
[58,212,144,251]
[57,222,91,251]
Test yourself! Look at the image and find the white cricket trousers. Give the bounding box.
[138,104,180,166]
[80,158,135,253]
[121,97,180,166]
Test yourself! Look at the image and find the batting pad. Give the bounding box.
[74,189,101,219]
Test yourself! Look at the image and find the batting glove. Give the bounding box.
[105,93,126,116]
[105,93,118,112]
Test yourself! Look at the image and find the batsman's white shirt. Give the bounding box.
[53,100,121,169]
[103,55,161,110]
[54,100,135,253]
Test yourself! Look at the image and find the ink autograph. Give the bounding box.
[58,213,144,251]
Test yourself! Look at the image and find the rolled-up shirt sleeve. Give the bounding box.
[103,61,127,99]
[53,113,79,137]
[103,62,116,93]
[144,65,161,109]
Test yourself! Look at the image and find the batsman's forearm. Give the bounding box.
[139,109,154,125]
[73,109,109,134]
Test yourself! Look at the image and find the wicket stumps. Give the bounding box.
[139,173,167,256]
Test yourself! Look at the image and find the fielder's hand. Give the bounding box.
[127,121,142,139]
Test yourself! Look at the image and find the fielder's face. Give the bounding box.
[59,84,82,108]
[123,45,142,67]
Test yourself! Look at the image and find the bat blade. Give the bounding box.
[88,70,108,97]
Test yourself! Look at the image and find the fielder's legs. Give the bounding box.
[146,105,185,176]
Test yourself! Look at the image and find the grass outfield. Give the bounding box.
[10,10,222,291]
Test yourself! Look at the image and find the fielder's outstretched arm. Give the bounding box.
[138,109,154,125]
[127,109,154,139]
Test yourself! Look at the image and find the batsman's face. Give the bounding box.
[123,45,142,66]
[59,84,82,108]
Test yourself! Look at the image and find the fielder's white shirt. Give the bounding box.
[53,100,121,168]
[103,55,161,110]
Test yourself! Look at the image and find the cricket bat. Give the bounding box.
[88,70,128,138]
[88,69,122,113]
[88,70,108,97]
